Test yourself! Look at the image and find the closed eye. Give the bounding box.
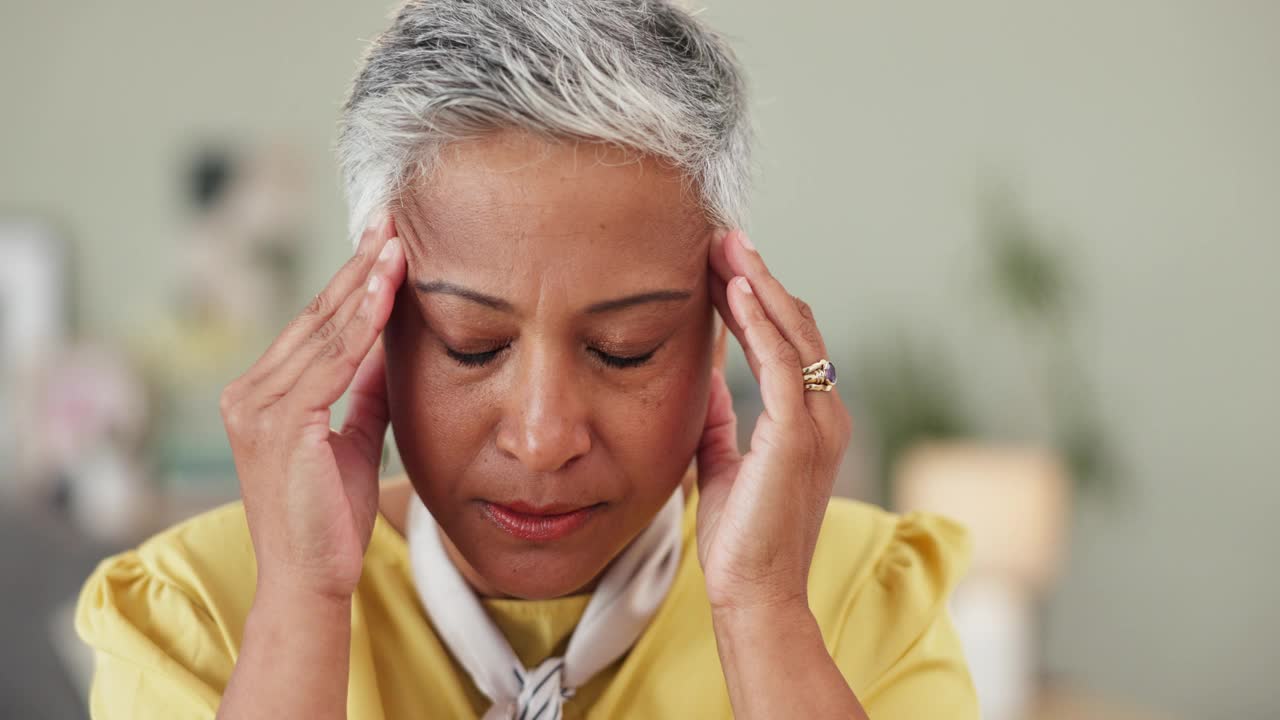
[446,345,508,367]
[445,344,660,369]
[591,347,658,369]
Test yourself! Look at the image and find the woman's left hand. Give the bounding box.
[695,228,854,613]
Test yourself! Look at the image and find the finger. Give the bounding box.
[261,236,404,400]
[725,276,807,424]
[242,215,396,387]
[715,232,853,470]
[708,226,736,284]
[707,233,759,376]
[287,237,407,414]
[338,341,390,467]
[709,268,759,373]
[711,318,729,372]
[698,367,740,469]
[722,229,828,365]
[723,231,854,456]
[696,367,740,504]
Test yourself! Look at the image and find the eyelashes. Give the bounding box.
[445,343,659,370]
[591,347,658,369]
[446,347,506,367]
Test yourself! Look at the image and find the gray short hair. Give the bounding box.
[337,0,752,243]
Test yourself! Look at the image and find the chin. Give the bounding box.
[477,546,616,600]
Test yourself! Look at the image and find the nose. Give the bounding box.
[495,344,591,473]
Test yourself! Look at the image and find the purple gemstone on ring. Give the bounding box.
[824,362,837,383]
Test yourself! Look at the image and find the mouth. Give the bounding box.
[479,500,604,542]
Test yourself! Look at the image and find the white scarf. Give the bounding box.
[407,488,684,720]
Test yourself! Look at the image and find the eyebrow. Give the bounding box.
[414,280,691,314]
[414,280,513,311]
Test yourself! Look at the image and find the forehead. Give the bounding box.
[397,131,711,290]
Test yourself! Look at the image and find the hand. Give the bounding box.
[695,228,854,612]
[219,217,407,602]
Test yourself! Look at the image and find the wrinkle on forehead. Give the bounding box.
[394,131,710,269]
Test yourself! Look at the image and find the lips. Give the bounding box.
[480,500,603,542]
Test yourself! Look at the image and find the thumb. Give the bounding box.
[711,316,729,372]
[339,340,391,467]
[696,367,740,502]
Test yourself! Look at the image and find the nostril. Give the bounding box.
[504,423,591,474]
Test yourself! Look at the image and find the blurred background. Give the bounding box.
[1,1,1276,719]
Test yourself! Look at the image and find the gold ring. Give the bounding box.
[802,358,837,392]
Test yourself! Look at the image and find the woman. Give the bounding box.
[76,1,978,718]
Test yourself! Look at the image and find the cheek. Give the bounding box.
[384,305,495,489]
[597,318,714,475]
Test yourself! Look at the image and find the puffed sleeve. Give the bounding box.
[831,511,980,719]
[75,551,234,719]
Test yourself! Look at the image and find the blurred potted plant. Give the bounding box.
[857,184,1119,505]
[853,185,1121,720]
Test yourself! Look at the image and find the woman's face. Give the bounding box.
[384,130,716,599]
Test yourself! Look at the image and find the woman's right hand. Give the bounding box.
[219,217,406,602]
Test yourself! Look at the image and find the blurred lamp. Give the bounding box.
[893,441,1070,593]
[893,441,1071,720]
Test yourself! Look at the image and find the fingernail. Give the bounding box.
[712,227,729,243]
[367,274,382,293]
[738,232,757,253]
[736,276,753,294]
[379,237,399,262]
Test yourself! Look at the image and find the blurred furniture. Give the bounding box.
[1,479,239,716]
[0,494,109,720]
[1030,685,1178,720]
[895,441,1070,720]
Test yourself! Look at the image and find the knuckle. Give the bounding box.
[309,318,338,343]
[343,249,368,274]
[799,321,823,351]
[350,306,372,328]
[254,407,278,437]
[791,297,824,349]
[219,382,247,423]
[282,315,307,337]
[841,415,854,444]
[793,296,814,321]
[302,292,327,317]
[827,413,854,459]
[219,382,240,413]
[772,337,803,368]
[320,335,348,361]
[221,404,246,434]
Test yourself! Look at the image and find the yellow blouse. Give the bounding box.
[75,486,979,719]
